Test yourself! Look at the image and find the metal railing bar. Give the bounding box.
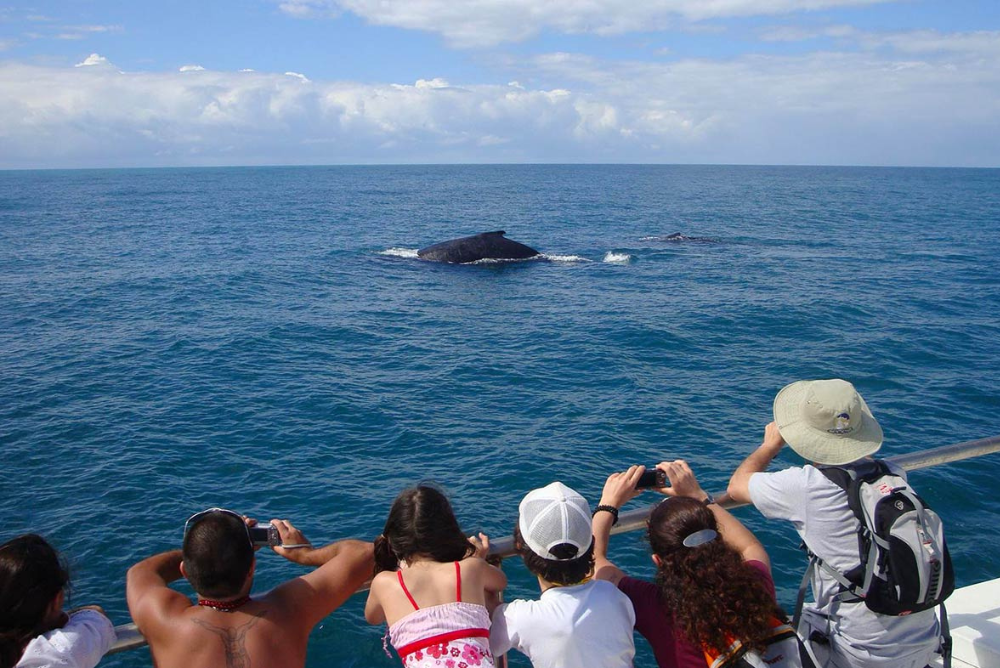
[487,434,1000,556]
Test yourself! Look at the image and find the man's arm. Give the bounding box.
[363,572,388,625]
[266,520,375,629]
[481,561,507,598]
[468,532,508,597]
[727,421,785,504]
[593,465,645,586]
[126,550,195,636]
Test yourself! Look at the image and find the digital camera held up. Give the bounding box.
[636,468,667,489]
[248,524,281,547]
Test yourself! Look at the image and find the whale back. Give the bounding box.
[417,231,540,263]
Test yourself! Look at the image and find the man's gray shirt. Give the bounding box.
[749,464,940,668]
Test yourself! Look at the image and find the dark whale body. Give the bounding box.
[417,231,540,264]
[642,232,717,243]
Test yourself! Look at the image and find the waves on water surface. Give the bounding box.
[1,165,999,668]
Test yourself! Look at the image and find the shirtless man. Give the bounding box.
[126,508,373,668]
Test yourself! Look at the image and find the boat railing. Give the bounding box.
[108,433,1000,655]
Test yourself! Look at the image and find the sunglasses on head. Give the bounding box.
[184,508,252,548]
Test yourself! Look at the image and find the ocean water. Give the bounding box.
[1,164,999,667]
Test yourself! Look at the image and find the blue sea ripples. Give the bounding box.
[1,165,999,667]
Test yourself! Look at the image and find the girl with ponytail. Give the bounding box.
[0,534,115,668]
[593,462,794,668]
[365,485,506,667]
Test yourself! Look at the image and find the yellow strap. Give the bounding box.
[544,576,592,590]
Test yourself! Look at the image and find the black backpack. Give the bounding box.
[793,460,954,664]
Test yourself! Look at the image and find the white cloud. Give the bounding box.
[277,0,340,18]
[27,22,124,41]
[414,77,448,89]
[759,25,1000,58]
[275,0,893,47]
[0,63,617,167]
[862,29,1000,56]
[180,65,206,72]
[58,24,123,35]
[0,39,18,52]
[2,34,999,168]
[478,134,509,146]
[74,53,113,67]
[759,24,858,42]
[284,71,310,82]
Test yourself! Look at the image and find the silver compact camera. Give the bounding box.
[248,524,281,547]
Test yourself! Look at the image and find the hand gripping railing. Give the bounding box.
[109,434,1000,654]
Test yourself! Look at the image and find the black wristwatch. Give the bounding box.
[702,493,716,506]
[593,505,620,526]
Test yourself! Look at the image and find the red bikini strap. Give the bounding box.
[455,561,462,602]
[397,570,420,611]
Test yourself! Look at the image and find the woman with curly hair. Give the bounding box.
[593,461,794,668]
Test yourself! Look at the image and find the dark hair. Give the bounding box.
[514,524,594,585]
[182,512,254,599]
[647,498,784,655]
[374,485,474,574]
[0,534,70,668]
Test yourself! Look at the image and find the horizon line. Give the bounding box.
[3,162,998,173]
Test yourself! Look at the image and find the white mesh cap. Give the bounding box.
[518,482,593,561]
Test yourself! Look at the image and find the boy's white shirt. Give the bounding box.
[489,579,635,668]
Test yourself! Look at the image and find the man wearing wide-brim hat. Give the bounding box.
[727,379,941,668]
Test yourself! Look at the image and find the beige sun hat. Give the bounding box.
[772,379,883,465]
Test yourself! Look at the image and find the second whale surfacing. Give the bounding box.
[640,232,717,243]
[417,231,540,264]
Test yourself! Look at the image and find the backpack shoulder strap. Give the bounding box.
[818,460,888,518]
[817,464,852,491]
[793,547,863,632]
[792,549,816,631]
[818,460,887,484]
[940,603,952,668]
[796,465,881,612]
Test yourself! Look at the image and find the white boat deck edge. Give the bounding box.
[932,578,1000,668]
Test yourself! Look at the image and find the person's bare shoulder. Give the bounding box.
[370,569,398,587]
[458,556,492,579]
[150,606,306,668]
[130,590,195,642]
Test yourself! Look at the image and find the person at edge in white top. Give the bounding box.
[488,481,635,668]
[0,534,116,668]
[727,378,941,668]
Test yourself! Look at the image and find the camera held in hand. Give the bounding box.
[636,468,667,489]
[248,524,281,547]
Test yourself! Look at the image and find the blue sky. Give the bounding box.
[1,0,998,168]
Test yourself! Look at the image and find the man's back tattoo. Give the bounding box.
[191,611,268,668]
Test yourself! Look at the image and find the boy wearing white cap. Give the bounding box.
[488,482,635,668]
[727,379,941,668]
